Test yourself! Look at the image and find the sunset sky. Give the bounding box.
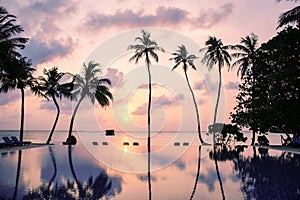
[0,0,296,132]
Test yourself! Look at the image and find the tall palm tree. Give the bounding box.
[232,34,259,145]
[170,45,205,144]
[32,67,74,144]
[200,36,232,145]
[0,6,28,73]
[0,57,35,142]
[66,61,113,144]
[127,30,164,199]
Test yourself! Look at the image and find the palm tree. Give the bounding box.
[0,6,28,73]
[200,36,232,145]
[0,57,35,142]
[232,33,259,78]
[277,5,300,29]
[127,30,165,199]
[32,67,74,144]
[66,61,113,144]
[170,45,205,144]
[232,34,259,145]
[276,0,300,29]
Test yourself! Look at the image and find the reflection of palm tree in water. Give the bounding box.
[48,146,57,192]
[190,145,202,200]
[148,150,152,200]
[214,146,225,200]
[68,145,112,199]
[13,150,22,200]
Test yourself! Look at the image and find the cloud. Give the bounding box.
[176,93,185,101]
[198,98,206,105]
[39,98,73,111]
[225,81,239,90]
[82,4,233,32]
[195,3,234,28]
[83,6,189,30]
[131,94,180,115]
[131,103,147,115]
[138,83,162,90]
[104,68,124,88]
[23,37,76,64]
[0,91,20,105]
[194,81,206,90]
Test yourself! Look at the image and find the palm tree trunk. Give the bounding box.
[251,65,256,146]
[251,129,256,146]
[184,69,205,144]
[213,67,222,145]
[68,96,84,140]
[146,57,152,200]
[190,145,202,200]
[19,88,25,142]
[214,146,225,200]
[13,150,22,200]
[46,95,60,144]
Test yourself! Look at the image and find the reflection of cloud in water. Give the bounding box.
[137,175,157,182]
[199,169,226,192]
[172,159,186,170]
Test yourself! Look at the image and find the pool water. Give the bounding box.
[0,131,299,200]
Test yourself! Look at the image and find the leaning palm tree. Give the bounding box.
[170,45,205,144]
[232,34,259,145]
[0,57,34,142]
[127,30,164,200]
[0,6,28,71]
[200,36,232,145]
[32,67,74,144]
[66,61,113,144]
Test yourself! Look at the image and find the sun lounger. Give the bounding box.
[2,137,17,146]
[10,136,31,145]
[2,136,31,146]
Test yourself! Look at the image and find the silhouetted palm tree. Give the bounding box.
[32,67,74,144]
[0,57,34,142]
[276,0,300,29]
[170,45,205,144]
[277,6,300,29]
[0,6,28,71]
[200,37,232,145]
[67,61,112,144]
[232,33,259,78]
[128,29,164,200]
[232,34,259,145]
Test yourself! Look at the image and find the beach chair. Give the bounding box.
[2,137,18,146]
[10,136,31,146]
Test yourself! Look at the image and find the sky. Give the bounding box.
[0,0,297,132]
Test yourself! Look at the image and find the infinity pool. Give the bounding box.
[0,131,299,200]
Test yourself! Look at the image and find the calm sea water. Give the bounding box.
[0,130,299,200]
